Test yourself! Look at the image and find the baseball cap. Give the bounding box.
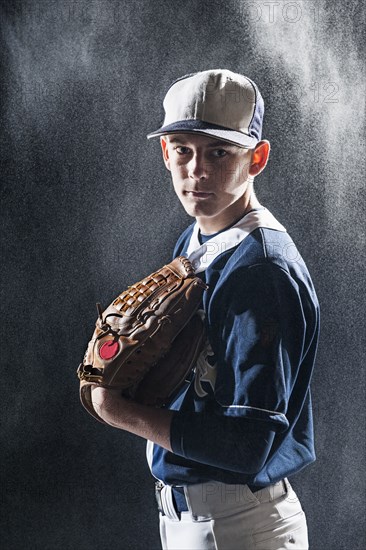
[147,69,264,149]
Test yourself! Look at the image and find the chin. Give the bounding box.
[179,197,215,216]
[182,203,216,218]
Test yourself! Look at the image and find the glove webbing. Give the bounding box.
[112,258,194,316]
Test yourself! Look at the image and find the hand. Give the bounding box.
[89,385,174,451]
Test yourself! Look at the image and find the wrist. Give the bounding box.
[90,386,127,426]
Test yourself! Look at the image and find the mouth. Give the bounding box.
[184,191,213,199]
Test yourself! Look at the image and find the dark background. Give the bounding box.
[1,1,365,549]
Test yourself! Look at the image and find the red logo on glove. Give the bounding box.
[99,341,119,360]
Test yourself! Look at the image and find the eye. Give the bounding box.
[174,146,191,155]
[212,149,228,158]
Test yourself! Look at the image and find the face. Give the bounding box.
[160,133,257,233]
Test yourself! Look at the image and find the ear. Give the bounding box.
[248,140,270,177]
[160,136,171,171]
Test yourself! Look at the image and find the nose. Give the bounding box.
[188,152,210,182]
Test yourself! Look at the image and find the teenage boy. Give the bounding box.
[91,69,319,550]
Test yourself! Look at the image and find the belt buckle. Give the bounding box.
[155,481,165,515]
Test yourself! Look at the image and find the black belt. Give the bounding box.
[171,487,189,512]
[156,482,268,515]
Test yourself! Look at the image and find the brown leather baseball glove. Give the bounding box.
[77,256,207,423]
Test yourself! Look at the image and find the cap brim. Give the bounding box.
[146,120,258,148]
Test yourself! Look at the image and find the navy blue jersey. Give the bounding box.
[147,208,320,487]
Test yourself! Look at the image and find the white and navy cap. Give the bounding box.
[147,69,264,149]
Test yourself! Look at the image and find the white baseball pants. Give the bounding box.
[158,478,309,550]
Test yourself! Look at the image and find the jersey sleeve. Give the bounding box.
[211,261,316,432]
[169,260,319,475]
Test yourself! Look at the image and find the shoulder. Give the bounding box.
[223,227,313,283]
[172,222,195,259]
[210,228,319,314]
[231,227,300,267]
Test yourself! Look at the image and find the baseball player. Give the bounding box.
[91,69,320,549]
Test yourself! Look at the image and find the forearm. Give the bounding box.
[170,410,276,474]
[90,386,174,452]
[91,388,276,475]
